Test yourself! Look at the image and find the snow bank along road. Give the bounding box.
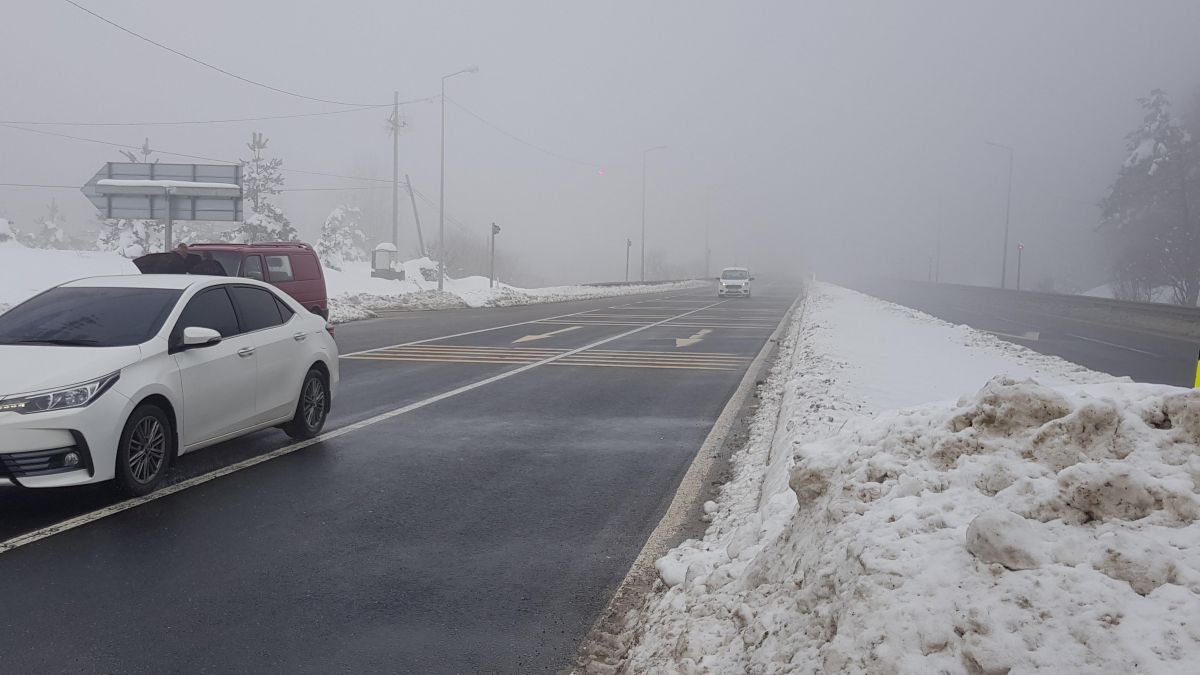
[608,284,1198,674]
[844,277,1198,387]
[0,282,801,674]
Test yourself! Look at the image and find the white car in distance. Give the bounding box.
[717,267,753,298]
[0,275,339,496]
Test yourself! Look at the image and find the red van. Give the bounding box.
[185,243,329,319]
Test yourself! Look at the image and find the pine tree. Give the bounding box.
[225,132,298,243]
[1100,89,1200,304]
[315,205,368,270]
[0,217,24,246]
[24,199,72,249]
[96,219,162,258]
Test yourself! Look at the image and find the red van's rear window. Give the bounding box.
[291,253,322,281]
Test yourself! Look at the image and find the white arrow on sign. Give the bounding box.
[513,325,581,344]
[675,329,712,348]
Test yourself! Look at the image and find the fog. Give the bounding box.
[4,0,1200,287]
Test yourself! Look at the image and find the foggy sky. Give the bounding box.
[4,0,1200,287]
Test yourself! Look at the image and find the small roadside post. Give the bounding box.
[625,238,632,282]
[489,222,501,288]
[1016,242,1024,291]
[81,162,242,251]
[1195,349,1200,388]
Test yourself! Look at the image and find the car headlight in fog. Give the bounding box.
[0,371,120,415]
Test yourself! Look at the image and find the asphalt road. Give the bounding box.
[843,278,1197,387]
[0,282,800,674]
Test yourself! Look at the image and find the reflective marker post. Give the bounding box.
[1195,349,1200,388]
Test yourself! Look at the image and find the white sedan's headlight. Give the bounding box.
[0,372,121,415]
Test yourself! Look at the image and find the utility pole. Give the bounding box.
[935,225,942,283]
[439,66,478,292]
[986,141,1014,289]
[704,220,711,279]
[640,145,667,282]
[490,222,501,288]
[625,238,632,281]
[391,91,400,247]
[405,174,426,257]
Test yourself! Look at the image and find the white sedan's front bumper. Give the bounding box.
[718,285,750,296]
[0,388,133,488]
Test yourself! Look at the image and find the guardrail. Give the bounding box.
[582,279,705,288]
[847,278,1200,341]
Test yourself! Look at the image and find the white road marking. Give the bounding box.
[512,325,581,344]
[675,328,712,348]
[1066,333,1163,357]
[983,329,1041,341]
[341,290,683,357]
[0,300,727,556]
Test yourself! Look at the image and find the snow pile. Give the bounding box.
[611,284,1199,674]
[0,245,702,321]
[325,258,705,323]
[0,240,137,314]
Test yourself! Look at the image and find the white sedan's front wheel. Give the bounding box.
[114,404,172,497]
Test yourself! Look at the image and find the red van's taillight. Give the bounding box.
[325,322,335,338]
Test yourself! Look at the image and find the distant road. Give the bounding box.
[842,279,1196,387]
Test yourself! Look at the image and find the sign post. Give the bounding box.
[490,222,501,288]
[81,162,242,251]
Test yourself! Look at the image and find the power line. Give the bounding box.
[0,105,399,127]
[445,97,603,169]
[61,0,388,107]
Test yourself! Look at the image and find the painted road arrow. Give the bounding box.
[675,328,712,348]
[512,325,581,344]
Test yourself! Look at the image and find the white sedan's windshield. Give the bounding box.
[721,270,749,280]
[0,287,181,347]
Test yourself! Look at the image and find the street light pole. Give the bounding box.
[640,145,667,282]
[986,140,1014,289]
[625,238,632,281]
[438,66,478,292]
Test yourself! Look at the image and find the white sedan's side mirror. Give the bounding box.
[182,326,222,348]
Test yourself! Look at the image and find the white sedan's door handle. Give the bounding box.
[293,332,307,342]
[237,347,256,358]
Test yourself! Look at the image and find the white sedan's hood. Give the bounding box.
[0,345,141,397]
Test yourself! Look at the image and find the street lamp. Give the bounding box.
[985,140,1014,289]
[640,145,667,281]
[438,65,479,291]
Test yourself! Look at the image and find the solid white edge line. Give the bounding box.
[0,300,727,556]
[572,289,801,672]
[1065,333,1163,357]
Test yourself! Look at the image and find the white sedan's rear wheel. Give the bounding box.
[283,369,329,440]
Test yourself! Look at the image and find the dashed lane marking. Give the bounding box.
[344,344,751,371]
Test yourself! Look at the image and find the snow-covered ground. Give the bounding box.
[325,259,705,323]
[0,243,704,319]
[606,283,1199,674]
[0,236,137,314]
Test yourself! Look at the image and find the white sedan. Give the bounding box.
[0,275,339,496]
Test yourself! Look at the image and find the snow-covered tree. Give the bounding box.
[0,217,24,246]
[225,132,297,243]
[23,199,72,249]
[315,205,368,270]
[96,219,162,258]
[1100,89,1200,305]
